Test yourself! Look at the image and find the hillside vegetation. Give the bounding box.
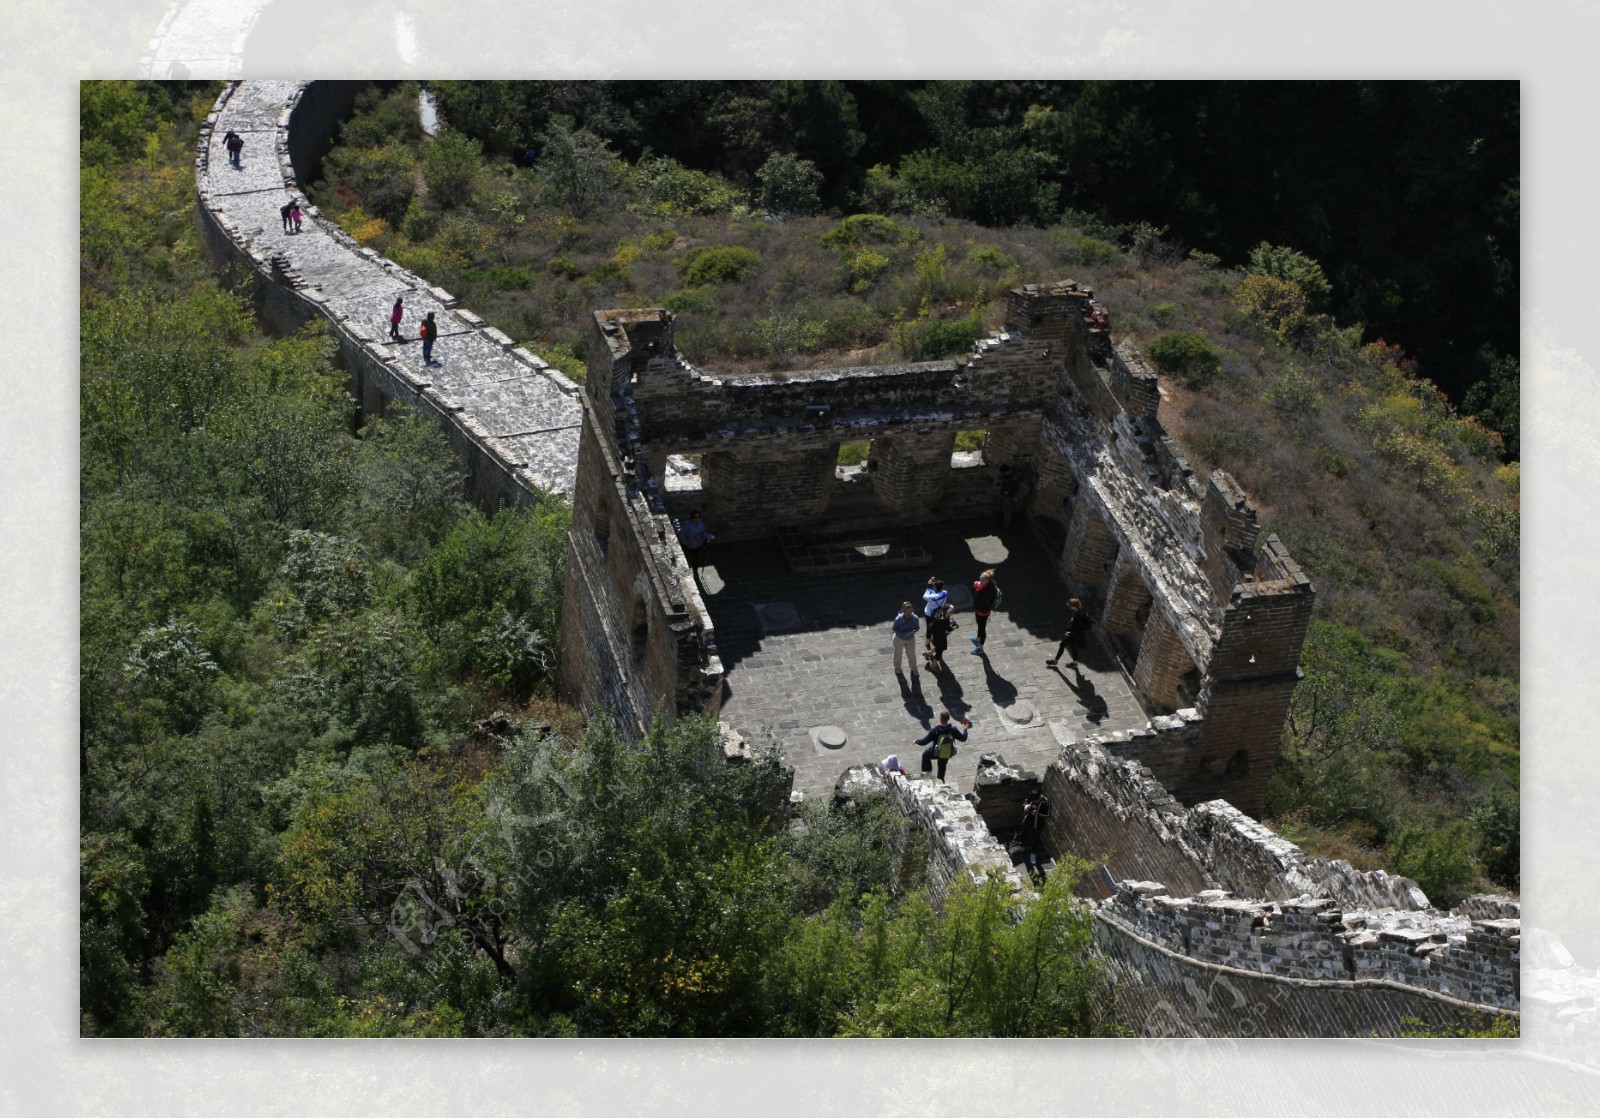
[79,80,1122,1038]
[310,83,1520,907]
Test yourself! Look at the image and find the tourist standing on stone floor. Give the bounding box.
[290,201,303,233]
[997,464,1021,528]
[1047,597,1091,671]
[1019,790,1052,850]
[223,130,244,168]
[679,510,714,572]
[923,603,953,675]
[891,601,920,675]
[280,199,294,233]
[922,576,949,618]
[420,311,437,365]
[970,568,1001,655]
[916,710,970,781]
[389,297,405,340]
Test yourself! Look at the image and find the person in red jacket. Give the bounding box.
[389,296,405,341]
[420,311,437,365]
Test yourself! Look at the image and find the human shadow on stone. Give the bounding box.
[898,670,934,721]
[980,654,1018,707]
[934,668,970,721]
[1054,665,1109,723]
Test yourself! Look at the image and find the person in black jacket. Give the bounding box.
[922,603,953,675]
[969,568,1000,653]
[1046,597,1090,670]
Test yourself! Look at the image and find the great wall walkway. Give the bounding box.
[185,78,1555,1044]
[198,81,581,498]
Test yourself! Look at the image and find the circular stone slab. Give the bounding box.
[815,725,848,749]
[1000,700,1036,725]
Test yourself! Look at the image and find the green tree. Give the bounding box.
[1249,242,1333,310]
[422,128,483,210]
[755,152,824,217]
[533,116,619,215]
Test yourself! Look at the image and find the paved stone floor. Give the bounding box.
[703,520,1152,801]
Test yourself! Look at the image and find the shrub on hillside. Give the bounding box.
[677,245,760,287]
[1389,820,1480,909]
[1147,331,1223,387]
[1248,242,1332,310]
[892,301,983,362]
[1232,274,1310,340]
[756,153,824,218]
[821,213,920,250]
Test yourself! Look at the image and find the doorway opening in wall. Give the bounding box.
[952,429,987,468]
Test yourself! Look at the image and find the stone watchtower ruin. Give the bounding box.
[556,281,1314,818]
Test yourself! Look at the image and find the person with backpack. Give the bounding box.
[223,129,244,168]
[969,568,1001,655]
[1047,597,1091,671]
[916,710,971,782]
[419,311,438,365]
[389,296,405,340]
[922,576,949,618]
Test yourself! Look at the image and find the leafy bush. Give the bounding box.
[632,157,747,217]
[1248,242,1332,310]
[1263,365,1321,422]
[486,265,534,290]
[1147,331,1223,386]
[677,245,760,287]
[1054,231,1120,267]
[753,314,829,361]
[892,301,984,361]
[1232,273,1310,339]
[663,287,720,315]
[821,213,920,250]
[756,152,824,217]
[965,243,1017,273]
[844,248,891,292]
[422,129,482,210]
[545,256,581,280]
[1389,821,1480,908]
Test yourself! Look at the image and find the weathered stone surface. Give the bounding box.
[196,82,581,507]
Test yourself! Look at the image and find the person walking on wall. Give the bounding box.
[679,510,714,573]
[891,601,920,676]
[223,129,244,168]
[280,199,294,233]
[916,710,970,781]
[923,603,953,675]
[970,568,1001,655]
[420,311,437,365]
[923,576,949,619]
[289,201,303,233]
[389,296,405,341]
[1047,597,1091,670]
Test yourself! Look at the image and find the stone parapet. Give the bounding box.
[1101,879,1519,1011]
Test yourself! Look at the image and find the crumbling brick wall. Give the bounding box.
[559,281,1313,813]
